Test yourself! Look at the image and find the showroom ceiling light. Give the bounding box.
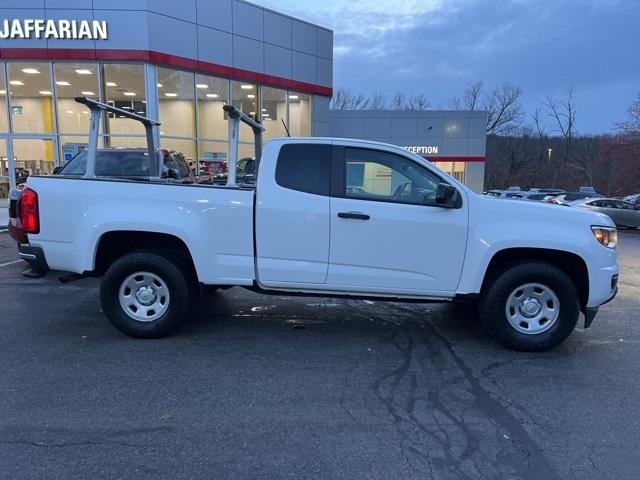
[66,110,74,114]
[39,90,52,95]
[22,68,40,74]
[164,93,177,97]
[75,69,93,75]
[206,93,218,98]
[9,80,24,86]
[81,91,95,96]
[289,95,299,100]
[240,84,254,90]
[196,84,208,89]
[106,82,117,87]
[157,83,163,88]
[56,81,71,86]
[0,90,6,95]
[123,92,136,96]
[247,94,255,99]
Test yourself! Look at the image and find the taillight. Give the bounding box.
[20,187,39,234]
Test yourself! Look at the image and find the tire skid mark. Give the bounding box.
[338,301,560,480]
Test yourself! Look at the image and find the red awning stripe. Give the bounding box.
[0,47,333,97]
[426,156,486,163]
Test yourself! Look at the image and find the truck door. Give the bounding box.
[255,142,332,286]
[327,147,469,295]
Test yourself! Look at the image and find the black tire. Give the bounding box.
[100,251,194,338]
[478,261,580,352]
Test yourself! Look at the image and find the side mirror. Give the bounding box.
[52,166,63,175]
[435,183,460,208]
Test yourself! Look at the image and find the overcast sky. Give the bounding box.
[259,0,639,134]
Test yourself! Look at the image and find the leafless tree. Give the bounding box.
[615,94,640,134]
[390,93,407,110]
[406,94,430,111]
[451,81,522,135]
[368,91,387,110]
[544,88,576,161]
[485,83,523,135]
[330,88,370,110]
[462,80,484,111]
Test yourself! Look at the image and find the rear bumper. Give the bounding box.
[18,244,49,273]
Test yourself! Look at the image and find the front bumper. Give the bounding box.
[583,283,618,329]
[18,244,49,273]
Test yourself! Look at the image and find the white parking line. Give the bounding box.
[0,259,22,268]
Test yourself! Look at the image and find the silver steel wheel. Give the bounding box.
[505,282,560,335]
[118,271,170,323]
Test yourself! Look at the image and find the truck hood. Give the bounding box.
[473,194,615,228]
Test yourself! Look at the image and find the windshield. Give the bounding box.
[237,157,256,175]
[59,150,154,177]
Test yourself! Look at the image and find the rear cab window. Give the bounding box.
[275,144,332,195]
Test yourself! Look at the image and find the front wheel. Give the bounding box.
[479,262,580,351]
[100,252,193,338]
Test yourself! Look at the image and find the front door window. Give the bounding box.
[344,148,442,206]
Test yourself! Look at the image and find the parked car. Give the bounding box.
[518,192,559,202]
[210,156,257,185]
[9,136,620,352]
[484,187,525,199]
[528,188,565,195]
[572,198,640,229]
[548,191,604,205]
[624,193,640,205]
[55,148,195,180]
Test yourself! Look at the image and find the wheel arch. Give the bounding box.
[481,247,589,309]
[93,230,198,281]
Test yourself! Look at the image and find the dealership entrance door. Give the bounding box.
[0,135,59,201]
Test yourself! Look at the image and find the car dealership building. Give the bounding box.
[0,0,485,199]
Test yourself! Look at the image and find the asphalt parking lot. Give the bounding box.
[0,230,639,480]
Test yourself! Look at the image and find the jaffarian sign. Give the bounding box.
[402,146,439,155]
[0,19,108,40]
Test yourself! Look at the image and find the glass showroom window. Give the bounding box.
[102,63,147,145]
[54,62,99,135]
[289,92,312,137]
[158,67,195,139]
[7,62,55,134]
[262,86,288,141]
[0,63,8,132]
[59,135,102,164]
[196,74,229,141]
[231,81,259,143]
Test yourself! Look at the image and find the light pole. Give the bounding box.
[547,148,553,163]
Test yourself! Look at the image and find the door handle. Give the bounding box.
[338,211,370,220]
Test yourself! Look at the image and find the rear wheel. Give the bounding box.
[479,261,580,351]
[100,252,194,338]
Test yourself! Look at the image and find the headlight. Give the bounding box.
[591,226,617,249]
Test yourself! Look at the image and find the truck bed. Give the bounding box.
[27,175,257,285]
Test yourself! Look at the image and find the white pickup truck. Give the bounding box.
[9,100,619,351]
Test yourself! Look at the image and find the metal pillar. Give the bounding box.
[74,96,161,179]
[223,105,265,187]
